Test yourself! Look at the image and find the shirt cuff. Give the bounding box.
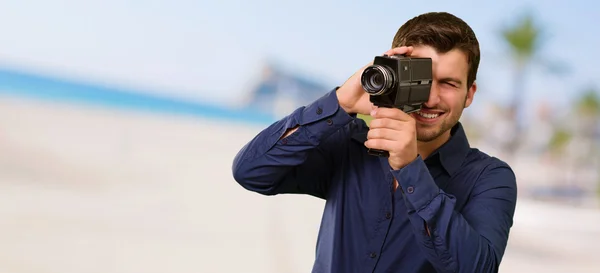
[390,156,441,212]
[296,88,355,145]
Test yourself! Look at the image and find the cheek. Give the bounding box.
[438,90,465,111]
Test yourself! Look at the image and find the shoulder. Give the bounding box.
[464,148,513,172]
[462,148,517,195]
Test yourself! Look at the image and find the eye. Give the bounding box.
[442,81,457,88]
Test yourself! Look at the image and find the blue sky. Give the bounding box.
[0,0,598,118]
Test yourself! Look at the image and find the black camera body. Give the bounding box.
[360,54,433,157]
[361,54,433,113]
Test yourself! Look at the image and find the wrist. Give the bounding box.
[335,87,354,114]
[390,154,419,170]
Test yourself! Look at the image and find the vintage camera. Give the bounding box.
[360,54,433,157]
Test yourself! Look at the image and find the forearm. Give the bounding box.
[232,89,355,197]
[392,157,517,273]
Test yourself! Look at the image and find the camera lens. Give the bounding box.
[370,73,383,89]
[361,65,394,95]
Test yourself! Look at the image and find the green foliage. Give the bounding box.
[576,87,600,116]
[548,128,572,153]
[357,114,373,127]
[500,11,545,64]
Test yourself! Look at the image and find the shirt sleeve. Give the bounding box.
[391,156,517,273]
[232,88,355,198]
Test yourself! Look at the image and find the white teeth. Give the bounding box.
[417,111,440,119]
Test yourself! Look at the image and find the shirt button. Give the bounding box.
[369,252,377,258]
[385,212,392,219]
[281,138,288,144]
[326,119,333,125]
[407,186,414,194]
[316,107,323,115]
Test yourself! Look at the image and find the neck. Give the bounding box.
[417,129,451,160]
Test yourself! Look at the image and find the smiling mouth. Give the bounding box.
[416,111,441,119]
[413,110,445,122]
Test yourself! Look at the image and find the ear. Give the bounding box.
[464,81,477,108]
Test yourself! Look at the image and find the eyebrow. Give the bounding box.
[439,78,463,86]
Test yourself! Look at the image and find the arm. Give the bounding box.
[232,89,355,199]
[391,157,517,273]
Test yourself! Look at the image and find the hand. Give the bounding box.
[364,107,418,170]
[336,46,414,115]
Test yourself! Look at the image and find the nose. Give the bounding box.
[423,82,440,108]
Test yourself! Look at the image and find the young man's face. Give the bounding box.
[409,45,477,143]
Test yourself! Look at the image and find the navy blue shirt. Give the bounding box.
[232,89,518,273]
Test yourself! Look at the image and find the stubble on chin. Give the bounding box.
[416,119,454,142]
[416,126,442,142]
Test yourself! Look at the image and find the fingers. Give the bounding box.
[370,107,414,122]
[383,46,413,57]
[362,46,411,71]
[368,118,405,131]
[364,138,394,152]
[367,128,399,141]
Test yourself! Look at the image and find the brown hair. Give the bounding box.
[392,12,480,88]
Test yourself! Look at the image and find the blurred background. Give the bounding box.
[1,0,599,272]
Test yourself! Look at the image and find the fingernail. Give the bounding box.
[370,109,376,116]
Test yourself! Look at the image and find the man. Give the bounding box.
[232,12,517,273]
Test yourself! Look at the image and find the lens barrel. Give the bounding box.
[361,65,395,95]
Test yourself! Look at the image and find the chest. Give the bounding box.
[328,146,472,223]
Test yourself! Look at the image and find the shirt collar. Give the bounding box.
[427,122,471,176]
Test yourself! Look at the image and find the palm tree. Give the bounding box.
[573,87,600,198]
[500,11,544,156]
[547,127,572,158]
[499,11,568,156]
[575,86,600,121]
